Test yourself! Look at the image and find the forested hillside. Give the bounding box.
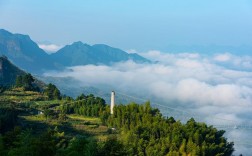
[0,56,25,87]
[0,72,235,155]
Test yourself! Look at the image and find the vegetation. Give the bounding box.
[0,86,7,93]
[0,107,18,133]
[106,103,234,155]
[43,83,61,100]
[61,93,106,117]
[0,56,26,87]
[0,81,235,155]
[15,73,40,91]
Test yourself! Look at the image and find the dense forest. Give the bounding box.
[0,74,235,156]
[107,103,234,155]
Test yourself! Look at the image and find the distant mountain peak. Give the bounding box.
[72,41,90,46]
[0,29,12,36]
[0,29,55,73]
[75,41,84,44]
[52,41,150,66]
[72,41,84,45]
[0,29,150,73]
[0,29,30,39]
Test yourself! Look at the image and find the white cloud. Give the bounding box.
[44,51,252,154]
[214,53,231,62]
[213,53,252,69]
[38,44,63,53]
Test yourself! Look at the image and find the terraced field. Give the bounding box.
[0,88,113,140]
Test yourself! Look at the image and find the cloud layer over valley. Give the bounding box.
[44,51,252,154]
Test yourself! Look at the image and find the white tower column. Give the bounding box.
[110,91,115,114]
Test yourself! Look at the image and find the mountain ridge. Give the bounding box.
[0,29,55,73]
[0,29,150,73]
[0,56,46,90]
[0,55,26,86]
[51,41,150,66]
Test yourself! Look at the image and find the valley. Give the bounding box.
[0,72,235,155]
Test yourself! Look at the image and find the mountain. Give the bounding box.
[0,29,150,73]
[51,41,150,66]
[0,56,46,90]
[0,29,55,73]
[0,56,26,86]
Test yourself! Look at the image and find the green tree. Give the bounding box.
[15,73,38,91]
[60,137,97,156]
[44,83,61,100]
[15,76,22,87]
[98,136,128,156]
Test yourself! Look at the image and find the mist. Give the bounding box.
[44,51,252,154]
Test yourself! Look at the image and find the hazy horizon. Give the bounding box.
[1,0,252,52]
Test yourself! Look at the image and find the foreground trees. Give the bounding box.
[15,73,39,91]
[105,102,234,156]
[0,108,18,134]
[0,128,128,156]
[61,98,234,155]
[61,94,106,117]
[44,83,61,100]
[0,89,235,156]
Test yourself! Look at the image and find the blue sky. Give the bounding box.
[1,0,252,51]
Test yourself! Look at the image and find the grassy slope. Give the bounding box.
[0,88,112,141]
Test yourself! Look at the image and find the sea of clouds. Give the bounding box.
[44,51,252,155]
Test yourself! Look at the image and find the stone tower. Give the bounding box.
[110,91,115,114]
